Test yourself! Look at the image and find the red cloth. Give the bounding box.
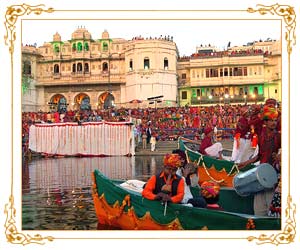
[258,127,281,164]
[235,117,249,139]
[204,127,213,135]
[199,136,212,155]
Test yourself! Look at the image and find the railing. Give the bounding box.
[190,95,265,105]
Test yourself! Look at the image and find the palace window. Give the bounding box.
[224,68,228,76]
[54,64,59,73]
[103,62,108,71]
[54,44,60,53]
[239,88,243,96]
[84,63,89,73]
[103,42,108,51]
[210,68,218,77]
[164,58,169,70]
[181,91,187,100]
[72,63,76,73]
[233,67,239,76]
[220,68,223,77]
[129,60,133,71]
[181,73,186,79]
[197,89,201,96]
[229,68,233,76]
[144,57,150,69]
[77,42,82,52]
[205,69,209,78]
[243,67,247,76]
[77,63,82,72]
[84,42,89,51]
[72,43,76,52]
[23,61,31,75]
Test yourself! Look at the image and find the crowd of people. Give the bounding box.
[22,103,261,155]
[22,98,281,217]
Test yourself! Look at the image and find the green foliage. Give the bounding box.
[22,74,32,94]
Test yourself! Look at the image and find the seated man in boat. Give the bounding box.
[172,149,206,208]
[199,127,223,159]
[142,153,185,203]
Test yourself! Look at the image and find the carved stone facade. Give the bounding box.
[22,27,178,111]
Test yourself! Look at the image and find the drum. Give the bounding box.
[233,163,278,197]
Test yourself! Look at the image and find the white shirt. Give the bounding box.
[176,169,193,204]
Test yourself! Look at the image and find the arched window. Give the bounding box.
[164,57,168,70]
[84,63,89,73]
[144,57,150,69]
[84,42,89,51]
[129,59,133,71]
[54,44,60,53]
[77,42,82,52]
[23,61,31,75]
[77,63,82,72]
[72,63,76,73]
[72,43,76,52]
[54,64,60,73]
[102,62,108,71]
[102,42,108,51]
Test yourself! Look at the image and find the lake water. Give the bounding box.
[22,156,164,230]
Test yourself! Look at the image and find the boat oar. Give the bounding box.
[163,201,168,216]
[162,174,171,216]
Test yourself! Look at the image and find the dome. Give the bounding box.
[53,32,61,42]
[102,30,109,39]
[71,26,91,40]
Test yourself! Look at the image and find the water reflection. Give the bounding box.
[22,155,164,230]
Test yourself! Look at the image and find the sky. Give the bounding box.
[22,19,281,56]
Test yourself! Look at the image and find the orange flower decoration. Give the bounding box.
[163,154,183,169]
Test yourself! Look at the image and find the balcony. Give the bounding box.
[53,73,61,79]
[190,95,265,105]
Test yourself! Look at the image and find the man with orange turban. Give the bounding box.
[142,153,185,203]
[238,105,281,216]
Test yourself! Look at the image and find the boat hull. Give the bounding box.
[178,137,255,187]
[92,170,280,230]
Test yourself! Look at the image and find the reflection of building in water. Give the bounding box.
[29,157,134,192]
[134,156,163,181]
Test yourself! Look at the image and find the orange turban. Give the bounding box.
[201,181,220,199]
[262,106,278,120]
[163,154,183,169]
